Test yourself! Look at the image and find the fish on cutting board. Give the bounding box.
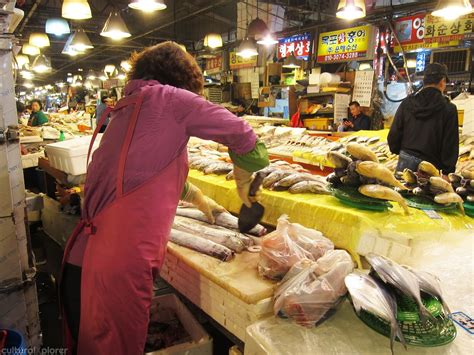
[345,272,406,354]
[169,229,234,262]
[175,208,267,236]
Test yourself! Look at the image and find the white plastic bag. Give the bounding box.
[273,250,354,327]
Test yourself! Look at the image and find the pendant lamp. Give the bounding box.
[104,64,117,78]
[336,0,366,20]
[204,33,223,49]
[120,60,131,72]
[32,54,52,73]
[69,29,94,51]
[15,54,30,69]
[46,18,70,36]
[100,11,131,40]
[257,33,278,45]
[247,17,269,39]
[128,0,167,12]
[29,33,50,48]
[62,0,92,20]
[236,38,258,58]
[282,52,301,69]
[22,44,40,56]
[62,32,85,56]
[432,0,473,20]
[86,69,97,80]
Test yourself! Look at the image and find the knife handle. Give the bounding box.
[249,171,266,197]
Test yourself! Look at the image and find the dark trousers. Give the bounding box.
[396,150,423,172]
[61,263,82,351]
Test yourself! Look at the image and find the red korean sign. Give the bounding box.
[393,14,425,52]
[205,55,223,75]
[278,33,311,59]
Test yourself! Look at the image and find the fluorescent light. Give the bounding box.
[432,0,473,20]
[62,0,92,20]
[128,0,167,12]
[45,18,70,36]
[22,44,40,56]
[101,11,131,40]
[336,0,366,20]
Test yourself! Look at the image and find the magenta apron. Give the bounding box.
[61,93,188,354]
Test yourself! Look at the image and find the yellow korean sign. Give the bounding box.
[424,13,474,43]
[317,25,374,63]
[229,50,257,70]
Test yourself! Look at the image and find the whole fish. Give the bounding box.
[359,185,410,215]
[429,176,454,193]
[403,266,451,315]
[169,229,234,262]
[346,142,378,162]
[173,216,247,252]
[402,168,418,185]
[175,207,267,236]
[189,158,211,169]
[327,151,352,169]
[418,161,440,177]
[289,181,331,195]
[367,136,380,145]
[448,173,462,184]
[203,162,233,175]
[274,173,324,188]
[434,192,465,216]
[356,161,408,190]
[262,170,293,188]
[356,136,369,143]
[345,273,406,354]
[365,253,434,322]
[461,169,474,180]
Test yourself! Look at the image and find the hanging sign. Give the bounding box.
[278,33,311,59]
[424,13,474,43]
[205,55,223,75]
[393,14,426,52]
[317,25,374,63]
[229,50,257,70]
[416,52,426,73]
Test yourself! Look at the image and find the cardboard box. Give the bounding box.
[146,294,212,355]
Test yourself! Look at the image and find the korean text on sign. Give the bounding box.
[278,33,312,59]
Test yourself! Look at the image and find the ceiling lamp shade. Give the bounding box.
[247,17,269,39]
[120,60,132,72]
[100,11,131,40]
[128,0,167,12]
[432,0,473,20]
[46,18,70,36]
[70,29,94,51]
[282,52,301,68]
[204,33,223,49]
[86,69,97,80]
[336,0,366,20]
[236,38,258,58]
[15,54,30,69]
[62,33,85,56]
[32,54,52,73]
[104,64,117,78]
[62,0,92,20]
[29,32,50,48]
[22,44,40,56]
[257,34,278,45]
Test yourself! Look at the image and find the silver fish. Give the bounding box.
[288,181,331,195]
[203,162,233,175]
[274,173,321,188]
[366,253,435,322]
[175,208,267,236]
[169,229,234,261]
[189,158,210,169]
[173,216,247,252]
[262,170,293,188]
[345,273,406,354]
[403,266,451,315]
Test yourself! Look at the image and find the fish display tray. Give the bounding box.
[403,194,458,213]
[464,202,474,218]
[333,186,391,212]
[353,295,457,347]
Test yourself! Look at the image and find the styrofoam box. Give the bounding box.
[45,134,102,176]
[146,294,212,355]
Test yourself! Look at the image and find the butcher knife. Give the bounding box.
[238,171,266,233]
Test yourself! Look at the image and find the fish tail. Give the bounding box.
[420,304,436,322]
[396,323,407,350]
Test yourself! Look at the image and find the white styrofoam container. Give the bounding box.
[146,294,212,355]
[44,134,102,175]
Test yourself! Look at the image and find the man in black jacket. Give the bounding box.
[388,63,459,174]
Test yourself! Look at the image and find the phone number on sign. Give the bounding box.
[319,52,365,61]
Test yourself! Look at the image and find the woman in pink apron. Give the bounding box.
[60,42,269,355]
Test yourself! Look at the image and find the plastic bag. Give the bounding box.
[287,221,334,260]
[273,250,354,327]
[258,216,315,280]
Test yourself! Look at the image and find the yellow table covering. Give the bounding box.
[188,170,472,267]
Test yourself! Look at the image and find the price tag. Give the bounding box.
[423,209,442,219]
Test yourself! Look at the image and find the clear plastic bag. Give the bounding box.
[287,221,334,260]
[258,216,313,280]
[273,250,354,327]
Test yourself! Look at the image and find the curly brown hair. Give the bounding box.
[127,41,204,95]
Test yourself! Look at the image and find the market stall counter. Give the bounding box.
[187,170,472,268]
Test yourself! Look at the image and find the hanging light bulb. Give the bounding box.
[69,29,94,51]
[120,60,131,72]
[104,64,117,78]
[86,69,97,80]
[432,0,473,20]
[336,0,366,20]
[22,44,40,56]
[257,33,278,45]
[32,54,52,73]
[45,18,70,36]
[236,38,258,58]
[203,33,223,49]
[15,54,30,69]
[62,0,92,20]
[128,0,167,12]
[29,33,50,48]
[282,52,301,69]
[100,11,132,40]
[62,33,84,56]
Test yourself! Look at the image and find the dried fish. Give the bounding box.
[289,181,331,195]
[346,142,378,162]
[359,185,410,215]
[418,161,440,177]
[434,192,465,215]
[169,229,234,261]
[356,162,408,190]
[263,170,293,188]
[203,162,233,175]
[274,173,324,188]
[327,151,352,169]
